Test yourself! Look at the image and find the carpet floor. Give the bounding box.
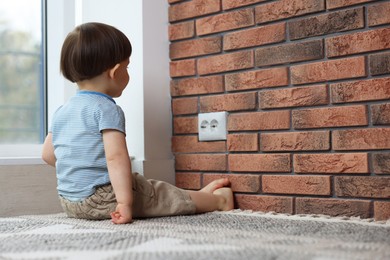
[0,210,389,260]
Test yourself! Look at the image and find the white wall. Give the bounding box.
[80,0,145,166]
[141,1,174,183]
[47,0,77,126]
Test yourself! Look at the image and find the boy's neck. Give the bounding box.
[77,74,110,96]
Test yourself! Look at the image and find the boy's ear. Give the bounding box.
[108,63,121,79]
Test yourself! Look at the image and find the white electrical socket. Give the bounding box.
[198,112,227,141]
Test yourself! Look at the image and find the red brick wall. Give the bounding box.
[168,0,390,220]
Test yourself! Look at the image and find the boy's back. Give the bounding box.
[51,91,125,201]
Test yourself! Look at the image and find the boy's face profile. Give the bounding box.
[110,58,130,98]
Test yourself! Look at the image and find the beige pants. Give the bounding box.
[59,172,196,220]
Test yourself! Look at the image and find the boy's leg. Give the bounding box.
[132,173,197,217]
[131,174,234,218]
[200,178,231,193]
[188,178,234,213]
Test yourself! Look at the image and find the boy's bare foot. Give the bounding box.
[213,187,234,211]
[201,178,230,194]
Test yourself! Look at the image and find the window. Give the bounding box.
[0,0,45,144]
[0,0,83,162]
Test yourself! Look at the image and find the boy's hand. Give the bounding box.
[111,203,133,224]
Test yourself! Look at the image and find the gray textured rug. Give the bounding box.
[0,211,389,260]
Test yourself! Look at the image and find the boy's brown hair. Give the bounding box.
[60,22,132,83]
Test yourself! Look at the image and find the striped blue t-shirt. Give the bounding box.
[50,91,126,201]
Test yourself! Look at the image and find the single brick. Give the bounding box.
[227,133,259,152]
[203,173,261,192]
[225,67,288,92]
[224,23,286,51]
[168,0,220,22]
[372,103,390,125]
[255,39,323,67]
[327,0,374,10]
[198,50,254,75]
[259,84,328,109]
[296,198,371,218]
[374,201,390,221]
[335,176,390,198]
[172,136,226,153]
[262,175,331,195]
[172,97,198,115]
[171,75,224,97]
[293,105,368,129]
[170,59,196,78]
[261,131,330,152]
[175,154,227,171]
[222,0,267,10]
[168,21,195,41]
[173,117,198,134]
[289,7,364,40]
[196,8,254,36]
[169,36,221,60]
[200,92,257,112]
[331,77,390,103]
[229,154,291,172]
[326,28,390,57]
[369,51,390,76]
[228,111,290,131]
[372,152,390,174]
[291,56,366,85]
[368,2,390,27]
[294,153,369,174]
[235,194,293,214]
[255,0,325,24]
[333,128,390,150]
[175,172,202,190]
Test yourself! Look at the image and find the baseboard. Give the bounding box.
[0,159,176,217]
[0,165,63,217]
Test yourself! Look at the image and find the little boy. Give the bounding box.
[42,22,233,224]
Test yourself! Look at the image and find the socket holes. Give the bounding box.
[210,119,218,129]
[200,120,209,129]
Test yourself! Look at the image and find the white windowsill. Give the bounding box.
[0,144,44,165]
[0,157,45,165]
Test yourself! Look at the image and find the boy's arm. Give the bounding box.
[102,129,133,224]
[42,133,56,167]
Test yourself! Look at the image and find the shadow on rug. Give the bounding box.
[0,210,389,260]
